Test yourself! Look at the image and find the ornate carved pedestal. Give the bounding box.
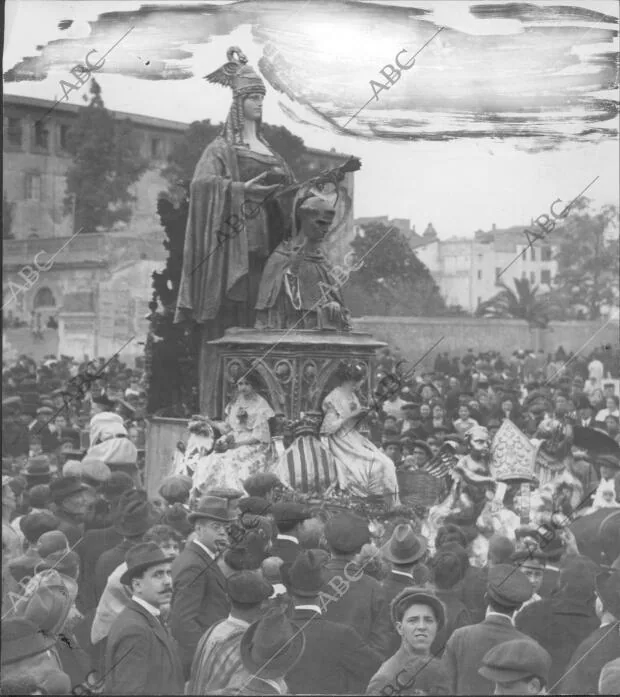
[202,328,387,419]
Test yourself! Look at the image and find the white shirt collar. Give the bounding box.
[295,604,322,614]
[227,614,250,628]
[391,569,414,580]
[192,538,216,559]
[485,610,515,626]
[132,595,161,617]
[276,534,298,543]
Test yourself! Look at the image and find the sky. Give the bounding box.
[4,0,619,239]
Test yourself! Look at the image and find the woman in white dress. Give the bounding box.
[192,372,275,494]
[321,362,399,507]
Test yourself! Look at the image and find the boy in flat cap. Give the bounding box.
[479,639,551,695]
[444,564,540,695]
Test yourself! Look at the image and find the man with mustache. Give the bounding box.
[104,542,184,695]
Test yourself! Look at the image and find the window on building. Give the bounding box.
[25,173,42,201]
[541,269,551,285]
[33,287,56,308]
[34,121,49,150]
[541,246,552,261]
[530,246,536,261]
[59,124,71,151]
[151,137,161,158]
[530,271,536,285]
[477,270,482,280]
[7,117,22,147]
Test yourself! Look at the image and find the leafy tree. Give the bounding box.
[475,277,551,328]
[343,222,447,316]
[550,200,619,320]
[63,79,147,232]
[3,192,15,239]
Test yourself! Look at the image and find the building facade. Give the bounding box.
[413,224,558,312]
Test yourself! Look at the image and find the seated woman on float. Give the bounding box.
[192,371,274,495]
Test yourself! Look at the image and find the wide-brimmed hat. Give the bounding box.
[383,524,428,564]
[324,512,370,554]
[188,495,237,524]
[595,556,620,619]
[390,587,445,629]
[1,618,56,665]
[281,549,327,597]
[120,542,175,586]
[239,606,305,680]
[49,476,90,504]
[114,496,159,537]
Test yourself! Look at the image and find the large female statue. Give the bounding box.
[174,46,296,330]
[320,362,399,507]
[192,372,275,494]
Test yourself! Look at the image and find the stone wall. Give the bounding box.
[351,316,619,369]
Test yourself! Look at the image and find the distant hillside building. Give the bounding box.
[413,224,558,312]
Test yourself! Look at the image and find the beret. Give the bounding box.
[158,475,193,501]
[324,512,370,554]
[487,564,532,608]
[227,570,273,604]
[479,639,551,685]
[80,458,111,483]
[390,587,445,629]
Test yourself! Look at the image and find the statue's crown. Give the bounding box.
[204,46,266,97]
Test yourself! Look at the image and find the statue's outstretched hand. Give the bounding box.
[244,172,284,196]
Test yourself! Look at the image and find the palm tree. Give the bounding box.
[475,277,551,328]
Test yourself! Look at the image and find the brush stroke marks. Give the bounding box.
[4,1,618,150]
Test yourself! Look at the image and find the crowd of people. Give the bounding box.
[1,342,620,695]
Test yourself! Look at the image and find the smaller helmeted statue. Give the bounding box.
[254,194,351,330]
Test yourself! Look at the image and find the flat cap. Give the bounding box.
[479,639,551,685]
[271,502,313,528]
[158,475,193,501]
[487,564,532,608]
[227,570,273,604]
[390,587,445,629]
[324,512,370,554]
[62,460,83,478]
[81,458,111,483]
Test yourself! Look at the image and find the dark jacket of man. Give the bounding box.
[105,598,184,695]
[78,526,122,613]
[444,613,537,695]
[269,535,301,564]
[169,540,230,676]
[286,606,383,695]
[454,565,488,624]
[432,588,472,657]
[516,594,601,689]
[2,418,29,457]
[94,538,136,604]
[322,558,392,659]
[555,621,620,695]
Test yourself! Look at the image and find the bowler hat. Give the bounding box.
[240,607,305,679]
[188,495,237,524]
[1,618,56,665]
[114,497,159,537]
[486,564,532,608]
[479,639,551,686]
[595,556,620,619]
[120,542,175,586]
[49,476,90,504]
[383,524,428,564]
[390,587,445,629]
[324,512,370,554]
[227,571,273,605]
[281,549,326,596]
[26,456,51,481]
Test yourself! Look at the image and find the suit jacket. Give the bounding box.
[286,607,382,695]
[432,588,472,657]
[322,559,392,658]
[105,599,184,695]
[94,538,135,604]
[270,536,302,564]
[539,566,561,599]
[444,613,537,695]
[556,621,620,695]
[454,565,488,624]
[169,540,230,675]
[78,526,122,613]
[516,594,600,688]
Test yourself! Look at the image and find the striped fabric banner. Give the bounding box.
[276,435,338,495]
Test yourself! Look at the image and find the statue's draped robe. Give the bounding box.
[255,238,350,330]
